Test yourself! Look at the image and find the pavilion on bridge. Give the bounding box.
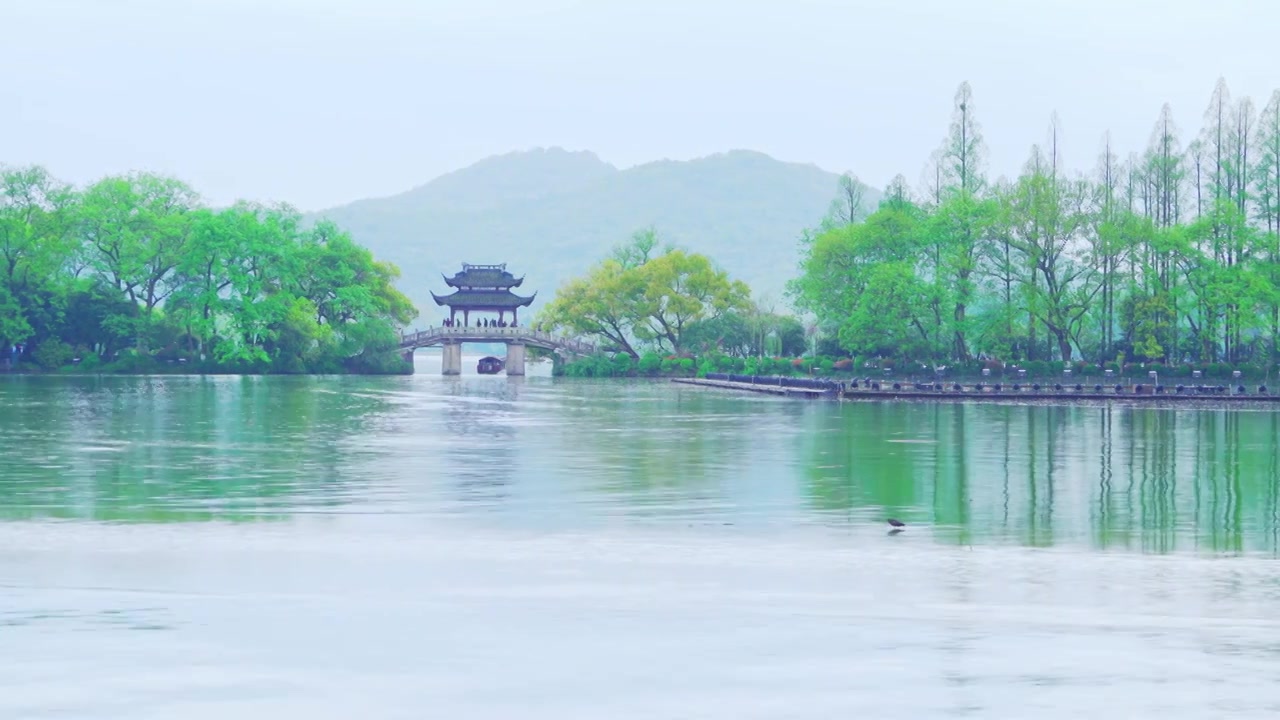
[431,263,536,327]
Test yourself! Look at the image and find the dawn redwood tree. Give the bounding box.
[791,78,1280,368]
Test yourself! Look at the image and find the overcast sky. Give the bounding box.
[4,0,1277,210]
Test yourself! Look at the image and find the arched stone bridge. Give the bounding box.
[399,325,597,375]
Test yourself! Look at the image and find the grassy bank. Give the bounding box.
[1,352,412,376]
[556,352,1279,383]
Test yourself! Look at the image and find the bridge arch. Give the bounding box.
[398,325,596,375]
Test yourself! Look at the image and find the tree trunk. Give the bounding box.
[1054,328,1072,363]
[953,302,969,360]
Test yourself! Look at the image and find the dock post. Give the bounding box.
[442,341,462,376]
[506,343,526,376]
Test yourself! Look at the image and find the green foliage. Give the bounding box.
[0,166,417,374]
[637,351,663,375]
[611,353,636,376]
[683,310,806,359]
[539,231,753,356]
[32,338,73,370]
[776,316,808,356]
[790,79,1280,369]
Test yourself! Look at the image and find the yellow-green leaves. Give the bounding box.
[539,233,751,356]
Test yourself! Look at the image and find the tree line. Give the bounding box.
[0,167,416,373]
[790,79,1280,368]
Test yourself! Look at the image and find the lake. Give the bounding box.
[3,352,1280,718]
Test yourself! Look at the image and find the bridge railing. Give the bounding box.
[399,325,597,355]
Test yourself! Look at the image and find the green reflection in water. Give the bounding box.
[0,375,398,522]
[555,381,787,517]
[3,376,1279,555]
[799,401,1280,554]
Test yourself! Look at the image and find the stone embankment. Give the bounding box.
[675,373,1280,404]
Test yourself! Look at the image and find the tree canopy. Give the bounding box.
[0,167,416,373]
[538,230,753,357]
[791,79,1280,368]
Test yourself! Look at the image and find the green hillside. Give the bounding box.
[311,147,876,323]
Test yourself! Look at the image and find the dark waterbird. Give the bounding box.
[886,518,905,535]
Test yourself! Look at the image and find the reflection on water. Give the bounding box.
[4,369,1280,718]
[800,402,1280,554]
[2,373,1278,553]
[0,375,401,523]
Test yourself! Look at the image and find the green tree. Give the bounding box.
[999,138,1098,361]
[541,258,645,357]
[791,79,1280,368]
[0,166,78,349]
[683,312,753,357]
[1254,90,1280,360]
[929,81,992,359]
[791,200,940,360]
[0,165,415,374]
[820,173,871,229]
[632,249,751,353]
[540,232,751,356]
[79,173,198,351]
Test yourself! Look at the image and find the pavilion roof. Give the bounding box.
[431,289,536,309]
[443,263,524,289]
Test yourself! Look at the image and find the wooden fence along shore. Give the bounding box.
[674,373,1280,404]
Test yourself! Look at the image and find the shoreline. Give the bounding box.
[0,369,411,378]
[674,376,1280,406]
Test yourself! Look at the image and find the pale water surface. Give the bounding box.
[3,354,1280,718]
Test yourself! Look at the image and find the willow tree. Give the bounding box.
[540,231,751,357]
[1000,137,1099,362]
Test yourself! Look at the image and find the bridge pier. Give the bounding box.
[505,343,526,376]
[441,341,462,376]
[397,327,596,375]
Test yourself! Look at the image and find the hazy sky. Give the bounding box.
[4,0,1278,210]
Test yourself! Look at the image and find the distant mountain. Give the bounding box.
[310,147,877,323]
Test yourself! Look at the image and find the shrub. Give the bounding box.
[1204,363,1232,379]
[32,339,75,370]
[611,354,636,376]
[1023,360,1049,378]
[75,350,102,371]
[637,352,663,375]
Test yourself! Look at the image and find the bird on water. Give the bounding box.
[886,518,905,535]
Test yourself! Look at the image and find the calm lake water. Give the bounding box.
[3,352,1280,718]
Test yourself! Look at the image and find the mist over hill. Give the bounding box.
[311,147,877,323]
